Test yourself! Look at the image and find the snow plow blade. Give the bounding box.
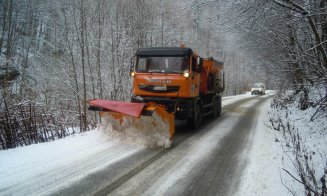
[88,99,175,148]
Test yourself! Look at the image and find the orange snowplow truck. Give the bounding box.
[89,47,224,148]
[131,47,224,128]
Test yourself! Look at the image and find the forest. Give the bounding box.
[0,0,270,144]
[0,0,327,194]
[0,0,325,138]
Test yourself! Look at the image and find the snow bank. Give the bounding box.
[0,130,107,181]
[0,129,141,195]
[263,88,327,195]
[236,97,289,195]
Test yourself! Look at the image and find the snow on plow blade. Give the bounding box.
[88,99,175,148]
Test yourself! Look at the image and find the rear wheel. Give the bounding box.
[212,98,218,118]
[217,96,222,116]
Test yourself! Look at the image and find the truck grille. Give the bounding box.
[139,85,180,93]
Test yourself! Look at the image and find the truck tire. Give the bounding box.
[217,96,222,116]
[212,97,218,118]
[188,102,202,128]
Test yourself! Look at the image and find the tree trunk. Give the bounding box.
[79,0,88,132]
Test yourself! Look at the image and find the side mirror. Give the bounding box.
[199,57,203,72]
[197,57,203,72]
[192,57,203,73]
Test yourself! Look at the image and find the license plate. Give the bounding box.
[153,86,167,91]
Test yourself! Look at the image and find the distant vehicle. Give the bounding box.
[251,83,265,95]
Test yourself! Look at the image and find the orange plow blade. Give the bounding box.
[89,100,174,148]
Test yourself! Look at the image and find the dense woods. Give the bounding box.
[233,0,327,110]
[0,0,268,141]
[0,0,326,194]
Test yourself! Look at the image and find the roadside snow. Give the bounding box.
[235,96,289,195]
[236,91,327,195]
[0,129,142,195]
[286,104,327,174]
[1,130,108,176]
[267,92,327,195]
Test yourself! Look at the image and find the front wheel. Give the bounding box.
[188,102,202,128]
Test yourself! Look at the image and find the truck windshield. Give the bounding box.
[136,56,189,73]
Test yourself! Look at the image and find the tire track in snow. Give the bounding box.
[92,129,201,196]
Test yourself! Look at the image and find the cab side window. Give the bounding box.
[192,57,197,72]
[137,58,147,71]
[192,57,202,73]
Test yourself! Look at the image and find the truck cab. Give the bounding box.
[131,47,201,99]
[130,47,224,128]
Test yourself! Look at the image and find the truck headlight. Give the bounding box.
[183,72,190,78]
[131,72,135,77]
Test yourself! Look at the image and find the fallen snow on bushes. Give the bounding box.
[270,96,327,195]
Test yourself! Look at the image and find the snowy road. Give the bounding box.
[1,94,278,196]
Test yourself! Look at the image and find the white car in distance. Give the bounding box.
[251,83,266,95]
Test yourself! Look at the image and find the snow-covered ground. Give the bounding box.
[0,131,144,195]
[0,93,295,195]
[267,90,327,195]
[238,90,327,196]
[235,95,288,195]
